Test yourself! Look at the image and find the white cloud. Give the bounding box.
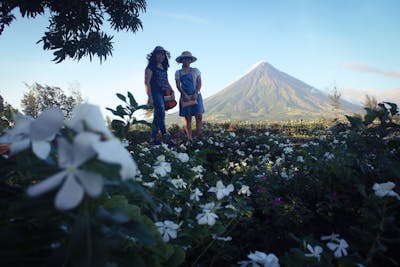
[341,87,400,106]
[154,11,209,25]
[345,63,400,79]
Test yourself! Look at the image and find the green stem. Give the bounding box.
[84,199,93,267]
[366,201,386,265]
[191,217,236,267]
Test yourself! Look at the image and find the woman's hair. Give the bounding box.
[146,46,171,70]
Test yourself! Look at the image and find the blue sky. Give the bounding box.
[1,0,399,117]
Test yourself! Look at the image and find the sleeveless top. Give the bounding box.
[149,65,169,92]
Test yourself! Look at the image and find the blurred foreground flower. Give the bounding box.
[27,134,103,210]
[67,103,113,139]
[0,108,63,159]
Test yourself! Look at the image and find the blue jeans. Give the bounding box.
[151,90,166,139]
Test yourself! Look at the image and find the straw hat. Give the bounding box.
[176,51,197,63]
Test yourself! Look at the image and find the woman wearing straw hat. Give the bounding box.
[144,46,176,146]
[175,51,204,140]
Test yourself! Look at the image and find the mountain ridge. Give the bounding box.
[202,61,362,121]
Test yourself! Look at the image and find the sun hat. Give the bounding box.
[153,46,167,53]
[176,51,197,63]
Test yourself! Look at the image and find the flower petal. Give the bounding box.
[32,140,51,159]
[67,104,113,138]
[27,171,66,197]
[57,138,74,167]
[93,139,138,180]
[72,132,99,166]
[10,138,30,155]
[76,170,103,197]
[30,107,64,141]
[55,175,84,210]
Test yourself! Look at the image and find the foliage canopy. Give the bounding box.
[0,0,147,63]
[21,83,82,118]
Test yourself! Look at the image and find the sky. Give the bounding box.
[1,0,399,118]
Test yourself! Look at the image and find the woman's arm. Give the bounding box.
[193,71,202,100]
[175,71,189,100]
[144,68,153,105]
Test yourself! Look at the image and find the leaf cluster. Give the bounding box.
[0,0,146,63]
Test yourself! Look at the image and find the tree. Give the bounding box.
[0,94,18,132]
[363,94,378,110]
[0,0,146,63]
[21,83,82,118]
[329,84,341,114]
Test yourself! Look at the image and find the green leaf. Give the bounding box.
[116,105,127,116]
[128,91,138,108]
[116,93,126,102]
[164,246,185,267]
[111,119,126,129]
[105,107,119,116]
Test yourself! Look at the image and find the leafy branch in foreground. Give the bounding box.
[0,0,146,63]
[106,91,152,140]
[346,102,399,137]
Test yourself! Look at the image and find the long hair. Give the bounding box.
[146,46,170,70]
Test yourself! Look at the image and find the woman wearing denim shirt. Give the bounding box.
[144,46,175,146]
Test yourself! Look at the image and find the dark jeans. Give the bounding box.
[151,90,166,139]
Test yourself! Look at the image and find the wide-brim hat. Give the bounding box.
[176,51,197,63]
[154,46,167,53]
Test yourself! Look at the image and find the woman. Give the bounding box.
[144,46,175,146]
[175,51,204,140]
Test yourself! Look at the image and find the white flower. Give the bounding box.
[172,151,189,163]
[280,172,289,179]
[142,181,155,188]
[243,251,280,267]
[296,156,304,163]
[174,207,182,214]
[190,188,203,201]
[191,165,204,173]
[238,185,251,196]
[153,155,171,177]
[66,103,113,139]
[372,181,400,199]
[283,146,293,154]
[27,133,103,210]
[320,233,340,242]
[327,238,349,258]
[92,139,138,180]
[323,152,335,160]
[1,108,63,159]
[170,178,187,189]
[208,180,234,200]
[155,220,179,242]
[196,210,218,226]
[305,244,323,262]
[212,234,232,241]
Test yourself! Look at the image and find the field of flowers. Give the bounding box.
[0,95,399,267]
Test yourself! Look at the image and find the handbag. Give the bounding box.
[181,97,198,108]
[164,89,177,110]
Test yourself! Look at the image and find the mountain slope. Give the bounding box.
[203,61,362,121]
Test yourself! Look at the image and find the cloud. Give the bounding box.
[341,87,400,106]
[154,11,209,25]
[345,63,400,78]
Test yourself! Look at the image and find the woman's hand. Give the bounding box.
[182,92,190,101]
[147,96,154,107]
[191,92,198,100]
